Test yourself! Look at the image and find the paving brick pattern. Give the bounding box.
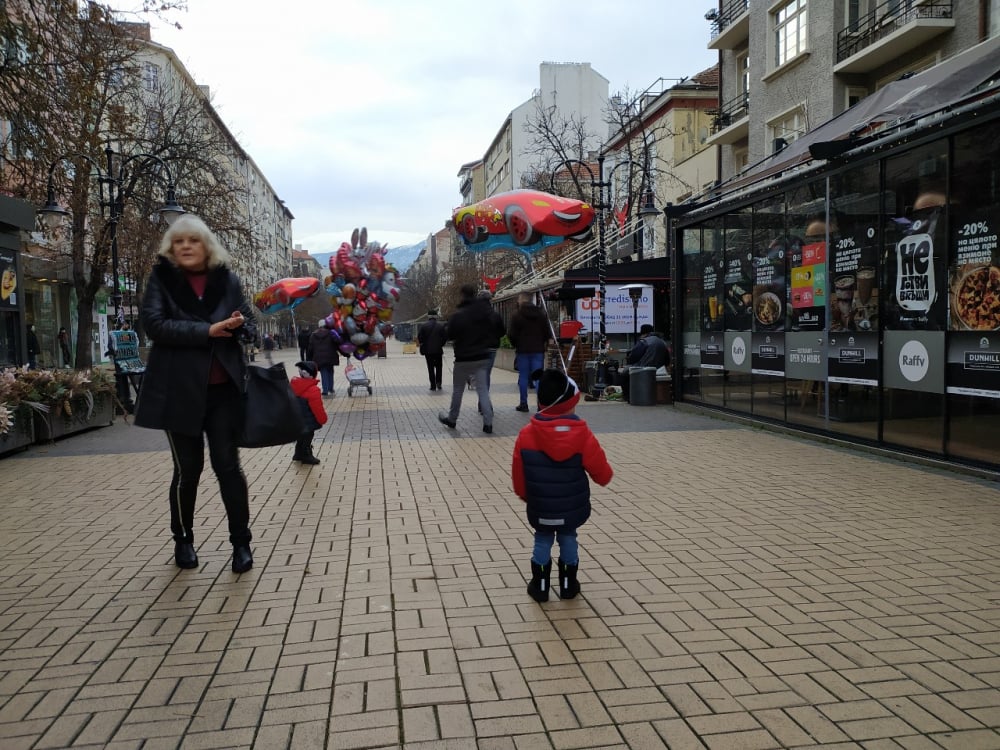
[1,343,999,749]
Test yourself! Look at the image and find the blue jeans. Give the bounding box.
[532,527,578,566]
[516,351,544,405]
[319,365,334,395]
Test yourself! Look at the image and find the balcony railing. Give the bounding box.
[837,0,953,63]
[710,90,749,133]
[708,0,750,40]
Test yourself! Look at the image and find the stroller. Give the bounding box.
[344,361,372,397]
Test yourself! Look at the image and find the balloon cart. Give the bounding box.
[344,361,372,397]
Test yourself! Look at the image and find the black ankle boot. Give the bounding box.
[558,560,580,599]
[232,544,253,573]
[527,561,551,602]
[175,541,198,569]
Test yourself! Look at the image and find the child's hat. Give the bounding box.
[532,368,580,415]
[295,361,318,378]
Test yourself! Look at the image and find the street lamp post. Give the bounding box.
[550,155,652,353]
[40,144,185,325]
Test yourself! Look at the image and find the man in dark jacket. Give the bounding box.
[438,284,502,434]
[417,310,448,390]
[626,324,670,369]
[508,293,552,411]
[308,321,341,396]
[297,326,312,361]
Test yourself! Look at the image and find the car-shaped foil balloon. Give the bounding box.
[452,189,595,256]
[253,277,321,314]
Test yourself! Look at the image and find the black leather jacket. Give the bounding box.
[134,257,256,436]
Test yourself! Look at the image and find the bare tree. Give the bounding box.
[0,0,254,365]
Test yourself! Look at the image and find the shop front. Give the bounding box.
[0,195,34,368]
[673,50,1000,471]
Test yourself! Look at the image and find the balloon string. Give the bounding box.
[535,291,567,375]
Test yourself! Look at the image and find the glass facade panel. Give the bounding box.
[751,197,786,420]
[701,218,726,407]
[681,227,706,402]
[946,121,1000,465]
[881,143,947,454]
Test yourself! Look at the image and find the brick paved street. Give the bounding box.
[1,342,999,749]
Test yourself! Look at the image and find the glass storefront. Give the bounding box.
[676,116,1000,471]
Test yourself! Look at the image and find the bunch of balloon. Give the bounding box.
[321,227,401,360]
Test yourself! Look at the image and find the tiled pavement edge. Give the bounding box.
[0,342,998,750]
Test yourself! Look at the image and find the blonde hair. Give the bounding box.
[158,213,232,269]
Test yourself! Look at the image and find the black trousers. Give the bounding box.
[424,353,443,388]
[165,382,251,546]
[294,430,315,458]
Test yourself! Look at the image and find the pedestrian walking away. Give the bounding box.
[512,368,613,602]
[437,283,496,433]
[290,360,328,465]
[308,320,341,396]
[58,326,72,368]
[478,289,506,393]
[417,309,448,390]
[297,326,312,362]
[509,292,552,412]
[262,333,275,364]
[133,213,258,574]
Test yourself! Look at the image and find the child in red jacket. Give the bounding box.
[291,361,328,465]
[512,368,613,601]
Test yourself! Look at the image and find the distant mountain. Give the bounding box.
[310,239,425,277]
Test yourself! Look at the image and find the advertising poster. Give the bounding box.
[0,248,18,310]
[946,208,1000,397]
[751,332,785,376]
[885,203,947,330]
[724,332,751,373]
[702,250,724,332]
[883,330,944,394]
[785,332,826,380]
[753,237,786,333]
[946,334,1000,398]
[829,230,877,334]
[723,251,753,331]
[700,332,724,369]
[828,331,879,386]
[790,237,826,330]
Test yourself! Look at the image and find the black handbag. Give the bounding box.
[238,363,305,448]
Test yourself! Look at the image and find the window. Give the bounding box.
[846,86,869,109]
[768,106,806,150]
[773,0,807,67]
[737,50,750,96]
[142,62,159,92]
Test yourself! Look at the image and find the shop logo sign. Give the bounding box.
[732,336,746,365]
[896,234,935,312]
[899,339,930,382]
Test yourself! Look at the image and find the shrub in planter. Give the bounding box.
[0,366,118,443]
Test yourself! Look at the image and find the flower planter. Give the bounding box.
[0,407,35,456]
[34,392,114,442]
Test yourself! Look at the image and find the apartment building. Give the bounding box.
[706,0,985,184]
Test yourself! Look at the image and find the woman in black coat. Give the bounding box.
[134,214,258,573]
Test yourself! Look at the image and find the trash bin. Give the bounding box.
[583,361,597,396]
[629,367,657,406]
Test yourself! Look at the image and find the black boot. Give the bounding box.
[232,544,253,573]
[558,560,580,599]
[175,541,198,569]
[527,561,551,602]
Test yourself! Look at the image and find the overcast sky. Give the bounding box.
[149,2,717,253]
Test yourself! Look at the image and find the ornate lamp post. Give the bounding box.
[39,144,185,325]
[619,283,645,345]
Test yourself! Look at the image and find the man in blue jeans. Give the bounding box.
[508,293,552,412]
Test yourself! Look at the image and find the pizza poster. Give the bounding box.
[949,211,999,333]
[790,238,826,331]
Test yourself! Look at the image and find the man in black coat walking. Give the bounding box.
[417,310,448,390]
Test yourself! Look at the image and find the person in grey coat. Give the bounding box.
[134,214,258,574]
